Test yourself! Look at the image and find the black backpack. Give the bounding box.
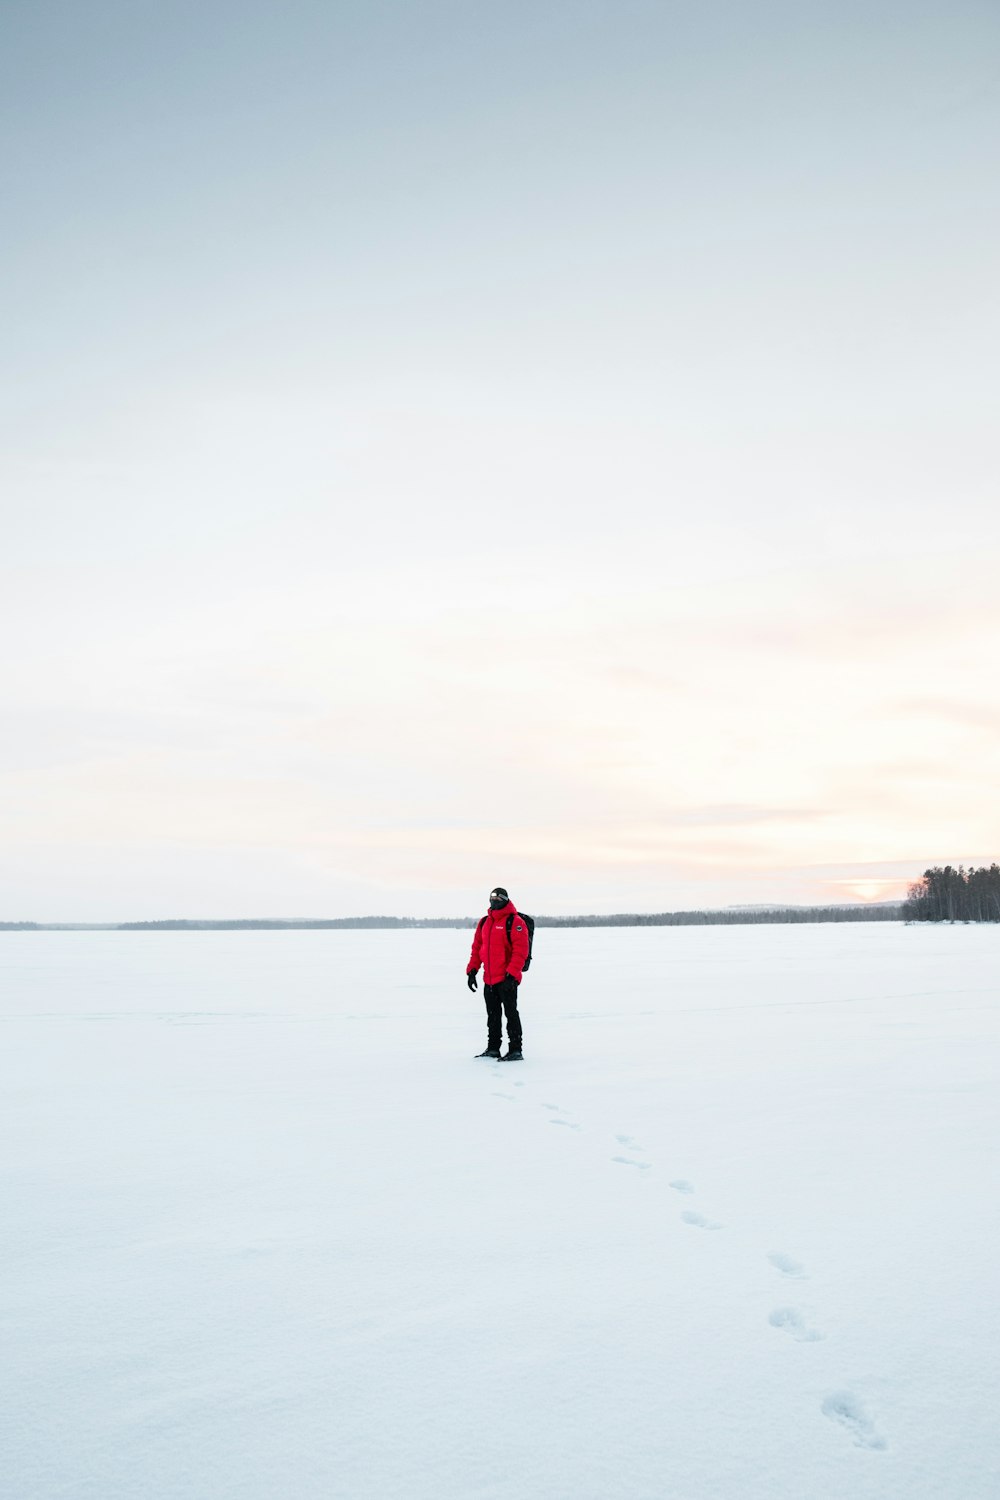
[477,911,535,971]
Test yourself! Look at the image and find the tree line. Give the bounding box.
[2,905,903,932]
[903,865,1000,923]
[532,906,902,927]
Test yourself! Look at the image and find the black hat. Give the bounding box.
[489,887,509,907]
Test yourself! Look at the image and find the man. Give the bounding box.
[466,886,529,1061]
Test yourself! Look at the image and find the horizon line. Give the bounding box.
[0,901,906,932]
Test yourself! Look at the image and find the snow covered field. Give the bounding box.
[2,922,998,1500]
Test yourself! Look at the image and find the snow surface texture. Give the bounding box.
[2,923,998,1499]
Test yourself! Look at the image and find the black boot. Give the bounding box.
[475,1047,501,1058]
[500,1048,523,1061]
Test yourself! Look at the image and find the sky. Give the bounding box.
[2,0,999,920]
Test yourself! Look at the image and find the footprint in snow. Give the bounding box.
[769,1306,825,1342]
[615,1133,640,1147]
[669,1179,695,1195]
[492,1091,517,1102]
[612,1156,652,1171]
[681,1210,723,1231]
[769,1253,807,1278]
[541,1104,579,1127]
[821,1391,887,1450]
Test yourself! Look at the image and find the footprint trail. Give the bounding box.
[483,1067,883,1454]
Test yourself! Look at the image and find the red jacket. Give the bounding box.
[467,901,530,985]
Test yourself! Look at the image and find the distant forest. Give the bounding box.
[1,904,903,932]
[517,905,902,928]
[904,866,1000,923]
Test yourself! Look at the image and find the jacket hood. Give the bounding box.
[487,900,516,919]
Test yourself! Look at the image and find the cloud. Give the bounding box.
[889,698,1000,735]
[3,502,999,915]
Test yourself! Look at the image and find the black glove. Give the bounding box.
[467,971,478,991]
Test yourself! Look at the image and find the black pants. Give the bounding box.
[484,977,522,1052]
